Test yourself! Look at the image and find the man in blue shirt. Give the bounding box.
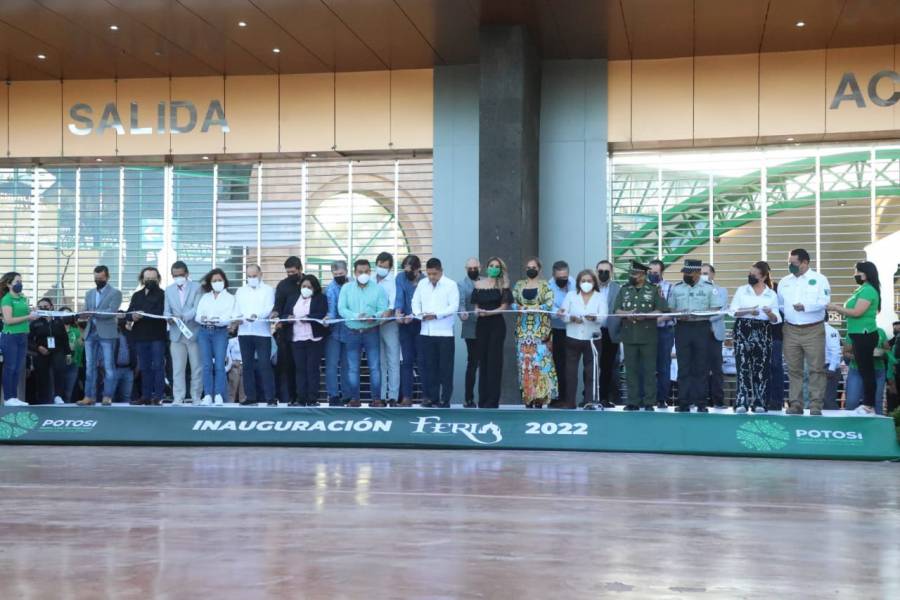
[547,261,575,408]
[324,260,351,406]
[395,255,425,407]
[338,258,389,407]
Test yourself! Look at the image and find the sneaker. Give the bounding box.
[734,406,748,414]
[752,406,767,414]
[199,395,212,406]
[4,398,27,407]
[170,399,184,406]
[213,395,224,406]
[53,396,65,405]
[712,403,726,409]
[853,405,875,416]
[582,403,597,411]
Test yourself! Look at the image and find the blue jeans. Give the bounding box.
[62,363,80,403]
[197,327,229,398]
[239,336,275,403]
[325,334,350,399]
[109,367,135,403]
[134,340,165,401]
[767,338,785,410]
[845,367,885,414]
[345,328,381,400]
[84,334,116,400]
[399,322,425,402]
[656,327,675,403]
[1,333,28,401]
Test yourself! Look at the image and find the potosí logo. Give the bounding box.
[736,420,790,452]
[409,416,502,445]
[794,428,863,444]
[0,411,39,439]
[39,418,98,433]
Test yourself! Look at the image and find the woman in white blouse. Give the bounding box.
[195,268,236,406]
[558,269,608,410]
[729,261,781,413]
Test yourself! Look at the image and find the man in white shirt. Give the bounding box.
[776,248,831,415]
[232,264,276,406]
[823,322,843,410]
[164,261,202,405]
[702,264,729,408]
[375,252,400,405]
[412,257,460,408]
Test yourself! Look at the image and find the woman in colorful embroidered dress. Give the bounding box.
[512,257,558,408]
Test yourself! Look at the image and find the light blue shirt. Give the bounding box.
[548,276,575,330]
[325,280,350,342]
[338,280,389,330]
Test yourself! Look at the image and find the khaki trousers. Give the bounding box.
[783,322,826,411]
[227,361,245,403]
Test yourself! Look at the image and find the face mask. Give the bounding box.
[11,282,23,294]
[376,267,390,278]
[748,274,759,286]
[682,274,695,285]
[788,263,800,276]
[487,266,502,278]
[173,276,186,287]
[334,275,348,286]
[466,269,479,281]
[211,281,225,293]
[247,277,260,288]
[356,273,370,285]
[525,268,538,279]
[700,275,709,283]
[288,273,301,282]
[648,273,661,284]
[555,277,569,288]
[597,271,610,283]
[95,279,107,290]
[406,270,419,281]
[579,281,594,293]
[300,287,313,299]
[854,274,864,285]
[144,280,159,290]
[628,276,639,286]
[38,306,51,313]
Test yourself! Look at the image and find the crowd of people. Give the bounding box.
[0,248,897,416]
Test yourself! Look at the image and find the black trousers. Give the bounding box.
[598,327,618,404]
[32,351,68,404]
[551,328,567,401]
[850,331,880,408]
[476,315,506,408]
[464,338,479,404]
[707,333,724,406]
[675,322,709,409]
[564,337,599,408]
[276,331,296,403]
[423,336,454,406]
[292,339,324,403]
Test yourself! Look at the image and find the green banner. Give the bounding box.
[1,407,898,461]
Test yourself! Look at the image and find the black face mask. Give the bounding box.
[628,276,639,286]
[144,280,159,290]
[554,277,568,288]
[682,274,694,285]
[597,271,610,283]
[333,275,348,286]
[288,273,301,282]
[748,274,759,286]
[467,269,479,281]
[95,279,107,290]
[407,270,420,281]
[526,268,539,279]
[854,275,864,285]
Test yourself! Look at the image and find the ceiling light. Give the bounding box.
[310,153,317,158]
[154,50,163,57]
[95,158,103,162]
[238,21,247,27]
[202,156,210,160]
[109,24,119,31]
[795,21,805,28]
[272,48,281,54]
[37,54,46,60]
[786,137,794,142]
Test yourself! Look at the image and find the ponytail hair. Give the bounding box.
[855,261,881,311]
[753,261,773,289]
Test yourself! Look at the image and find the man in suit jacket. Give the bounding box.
[165,260,203,404]
[77,265,123,406]
[596,260,622,408]
[702,263,730,408]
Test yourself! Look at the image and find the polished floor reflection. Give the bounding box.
[0,447,897,599]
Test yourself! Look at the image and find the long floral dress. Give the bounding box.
[512,279,558,405]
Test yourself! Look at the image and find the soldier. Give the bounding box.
[669,259,723,412]
[613,261,669,411]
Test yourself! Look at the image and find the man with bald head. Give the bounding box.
[458,257,481,407]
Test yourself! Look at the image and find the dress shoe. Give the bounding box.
[77,397,95,406]
[347,399,362,408]
[288,401,301,407]
[371,400,387,408]
[624,404,639,411]
[327,396,341,407]
[674,406,690,413]
[130,399,149,406]
[267,401,279,407]
[420,400,434,408]
[463,400,476,408]
[602,401,616,409]
[696,407,709,413]
[399,398,414,407]
[643,405,655,411]
[809,409,822,416]
[786,403,804,415]
[582,403,597,410]
[656,401,668,410]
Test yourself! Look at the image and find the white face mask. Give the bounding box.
[211,281,225,293]
[173,276,186,287]
[580,281,594,294]
[700,275,710,283]
[247,277,260,288]
[376,266,390,278]
[300,287,313,299]
[356,273,370,285]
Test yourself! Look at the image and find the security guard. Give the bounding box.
[613,261,669,411]
[669,259,722,412]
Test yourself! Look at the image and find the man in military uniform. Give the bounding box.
[669,259,723,412]
[614,261,669,411]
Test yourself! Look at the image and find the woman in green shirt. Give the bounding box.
[1,271,37,406]
[828,261,881,415]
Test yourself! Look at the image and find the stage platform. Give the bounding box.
[1,404,897,461]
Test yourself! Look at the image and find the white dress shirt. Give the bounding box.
[777,268,830,325]
[560,291,607,340]
[234,283,275,337]
[824,323,842,370]
[196,290,236,326]
[377,272,397,309]
[729,285,782,323]
[412,275,460,337]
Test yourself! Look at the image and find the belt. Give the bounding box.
[201,324,229,330]
[347,326,378,334]
[785,321,824,329]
